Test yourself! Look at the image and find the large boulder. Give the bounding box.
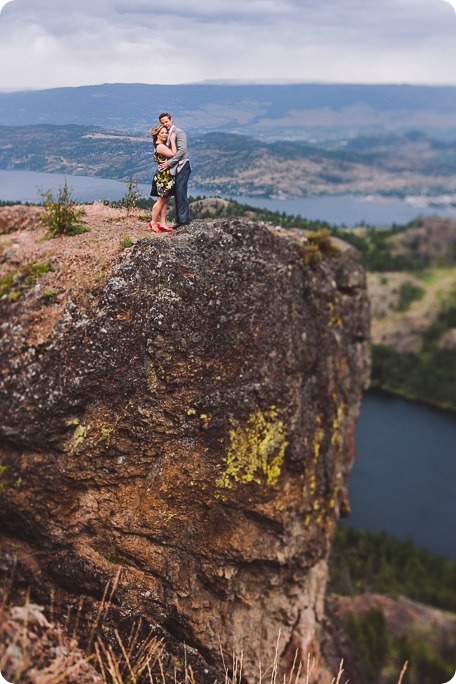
[0,218,370,680]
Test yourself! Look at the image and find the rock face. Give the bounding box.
[0,219,370,680]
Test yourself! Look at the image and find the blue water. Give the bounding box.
[347,392,456,559]
[1,169,456,227]
[227,193,456,227]
[0,170,136,205]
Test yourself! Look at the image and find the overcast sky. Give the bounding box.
[0,0,455,91]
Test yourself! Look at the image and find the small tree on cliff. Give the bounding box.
[119,177,143,216]
[40,179,88,237]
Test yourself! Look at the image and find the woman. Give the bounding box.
[148,124,177,233]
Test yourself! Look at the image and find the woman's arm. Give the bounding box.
[155,142,175,158]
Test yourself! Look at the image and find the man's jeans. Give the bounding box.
[175,161,191,226]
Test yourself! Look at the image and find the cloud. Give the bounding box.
[0,0,455,90]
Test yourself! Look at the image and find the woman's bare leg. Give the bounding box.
[160,199,170,227]
[150,198,165,231]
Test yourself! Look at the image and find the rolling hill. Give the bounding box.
[1,83,455,141]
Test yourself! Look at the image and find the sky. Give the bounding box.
[0,0,455,91]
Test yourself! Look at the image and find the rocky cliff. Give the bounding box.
[0,213,370,681]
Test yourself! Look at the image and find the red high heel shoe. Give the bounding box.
[158,224,175,233]
[148,221,162,233]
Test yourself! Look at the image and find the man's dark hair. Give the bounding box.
[159,112,171,121]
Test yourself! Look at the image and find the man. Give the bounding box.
[158,112,191,228]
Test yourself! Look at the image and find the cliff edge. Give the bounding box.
[0,211,370,681]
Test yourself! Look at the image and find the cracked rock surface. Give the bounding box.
[0,217,370,681]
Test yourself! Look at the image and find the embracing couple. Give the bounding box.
[148,112,191,233]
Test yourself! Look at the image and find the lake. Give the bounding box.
[348,392,456,559]
[2,169,456,227]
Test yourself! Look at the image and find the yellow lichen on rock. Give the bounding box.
[331,403,345,450]
[216,407,287,488]
[69,423,90,453]
[302,419,324,503]
[327,297,343,328]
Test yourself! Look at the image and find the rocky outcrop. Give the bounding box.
[0,218,370,680]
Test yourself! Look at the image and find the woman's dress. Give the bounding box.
[150,150,175,198]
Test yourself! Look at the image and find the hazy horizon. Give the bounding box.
[1,79,456,96]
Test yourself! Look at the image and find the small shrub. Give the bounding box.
[306,229,339,256]
[119,236,133,250]
[119,178,143,216]
[345,608,391,679]
[0,260,53,301]
[298,229,339,267]
[40,288,58,303]
[301,241,323,267]
[40,179,88,237]
[394,281,425,312]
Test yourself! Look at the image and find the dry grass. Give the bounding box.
[0,571,409,684]
[94,628,163,684]
[0,598,101,683]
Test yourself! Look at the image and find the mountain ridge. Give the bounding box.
[1,82,455,140]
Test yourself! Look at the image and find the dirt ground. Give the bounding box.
[0,203,164,345]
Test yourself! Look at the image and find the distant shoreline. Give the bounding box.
[365,386,456,418]
[2,170,456,227]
